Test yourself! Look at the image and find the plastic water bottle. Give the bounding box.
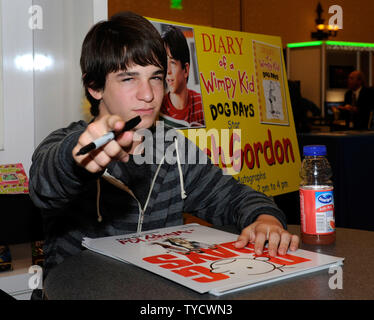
[299,145,335,245]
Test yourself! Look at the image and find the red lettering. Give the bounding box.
[201,33,212,52]
[283,138,295,163]
[143,254,192,269]
[200,72,215,94]
[220,241,255,254]
[172,265,230,283]
[274,140,284,163]
[184,252,222,264]
[117,238,145,245]
[244,143,255,169]
[264,129,275,166]
[200,33,243,55]
[205,130,295,171]
[203,246,239,258]
[210,133,221,165]
[255,252,311,266]
[254,142,263,168]
[217,79,225,92]
[212,34,217,52]
[230,133,244,171]
[218,37,227,54]
[235,37,243,55]
[238,70,248,94]
[226,36,234,54]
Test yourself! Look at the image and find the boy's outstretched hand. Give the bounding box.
[72,115,134,173]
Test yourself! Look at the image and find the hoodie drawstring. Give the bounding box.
[95,137,188,228]
[96,179,103,223]
[175,137,187,200]
[136,154,165,233]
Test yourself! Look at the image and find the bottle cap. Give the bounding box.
[303,145,327,156]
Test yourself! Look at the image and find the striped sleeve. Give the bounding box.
[29,121,100,209]
[182,143,287,230]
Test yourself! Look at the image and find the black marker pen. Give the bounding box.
[76,116,141,156]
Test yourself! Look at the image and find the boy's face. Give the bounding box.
[90,64,165,129]
[165,46,189,95]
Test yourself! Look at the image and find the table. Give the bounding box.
[0,288,15,300]
[44,225,374,300]
[0,194,44,244]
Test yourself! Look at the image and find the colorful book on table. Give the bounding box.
[82,224,344,296]
[0,163,29,194]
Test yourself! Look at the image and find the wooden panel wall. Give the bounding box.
[109,0,374,46]
[108,1,374,87]
[242,0,374,46]
[108,0,241,30]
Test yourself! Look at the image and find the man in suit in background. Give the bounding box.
[335,71,374,130]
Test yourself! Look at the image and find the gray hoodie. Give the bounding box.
[29,121,286,276]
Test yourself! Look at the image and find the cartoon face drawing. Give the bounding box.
[210,257,285,277]
[263,79,284,120]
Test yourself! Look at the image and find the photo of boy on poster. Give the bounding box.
[151,21,206,129]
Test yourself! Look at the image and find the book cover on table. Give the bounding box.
[82,224,344,296]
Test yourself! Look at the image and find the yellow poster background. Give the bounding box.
[150,18,301,196]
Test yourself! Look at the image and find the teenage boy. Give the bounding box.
[29,12,299,278]
[160,25,205,128]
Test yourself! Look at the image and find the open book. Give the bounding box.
[159,113,205,129]
[82,224,344,296]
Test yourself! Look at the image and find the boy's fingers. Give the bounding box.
[277,231,292,255]
[90,148,112,168]
[235,225,255,248]
[73,115,135,171]
[79,153,104,173]
[290,234,300,251]
[253,229,267,255]
[103,140,125,158]
[116,131,134,149]
[106,115,125,132]
[267,231,281,256]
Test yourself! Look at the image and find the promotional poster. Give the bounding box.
[150,18,301,196]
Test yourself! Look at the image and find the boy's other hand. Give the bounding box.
[234,214,299,257]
